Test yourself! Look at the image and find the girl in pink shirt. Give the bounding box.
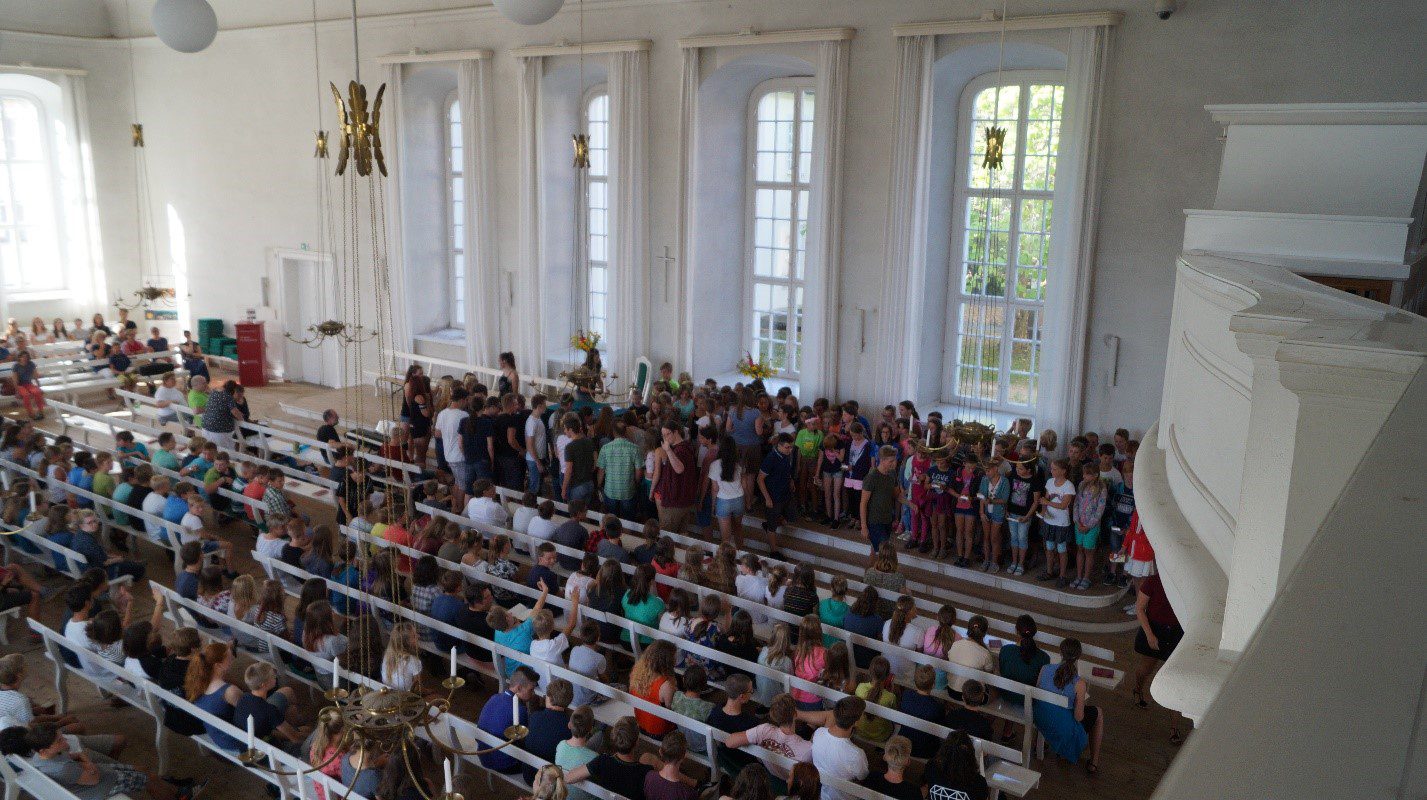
[790,615,827,710]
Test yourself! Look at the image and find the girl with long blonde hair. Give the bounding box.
[380,621,424,692]
[628,639,677,737]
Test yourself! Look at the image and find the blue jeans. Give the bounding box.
[567,481,595,503]
[867,523,891,554]
[605,495,639,521]
[1008,518,1031,549]
[525,457,544,495]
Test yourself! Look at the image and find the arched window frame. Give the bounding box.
[580,84,610,343]
[745,77,814,379]
[444,91,465,330]
[0,88,66,296]
[945,70,1065,415]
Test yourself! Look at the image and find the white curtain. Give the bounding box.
[54,73,104,312]
[607,49,650,390]
[675,46,700,370]
[1041,24,1112,436]
[458,58,499,367]
[383,63,412,366]
[873,36,935,407]
[516,56,545,375]
[801,39,851,400]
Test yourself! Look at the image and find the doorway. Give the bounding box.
[270,249,336,386]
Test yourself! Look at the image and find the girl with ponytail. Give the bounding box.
[1033,637,1104,773]
[998,614,1051,705]
[921,604,961,692]
[186,642,243,751]
[880,595,922,678]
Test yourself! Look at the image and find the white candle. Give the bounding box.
[332,657,341,689]
[297,774,307,800]
[511,689,519,722]
[246,715,255,749]
[443,759,453,795]
[449,646,458,679]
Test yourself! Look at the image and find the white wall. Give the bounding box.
[10,0,1427,424]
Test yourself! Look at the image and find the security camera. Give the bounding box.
[1155,0,1178,19]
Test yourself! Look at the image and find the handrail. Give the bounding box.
[26,619,369,800]
[252,552,1024,795]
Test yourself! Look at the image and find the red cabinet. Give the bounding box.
[235,321,268,387]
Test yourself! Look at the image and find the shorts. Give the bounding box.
[763,497,796,531]
[1134,621,1184,661]
[1045,524,1073,553]
[657,503,695,534]
[1075,525,1100,550]
[1107,525,1126,554]
[928,492,953,515]
[984,508,1006,524]
[953,504,978,517]
[714,496,745,518]
[1008,518,1031,549]
[737,444,763,473]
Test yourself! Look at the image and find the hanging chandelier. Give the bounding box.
[115,0,169,314]
[284,320,377,349]
[571,0,590,169]
[238,673,527,800]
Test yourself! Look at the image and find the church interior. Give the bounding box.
[0,1,1424,799]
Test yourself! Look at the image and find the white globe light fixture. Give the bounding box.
[151,0,218,54]
[492,0,565,25]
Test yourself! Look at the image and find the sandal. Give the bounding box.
[1086,762,1100,775]
[1132,690,1148,709]
[1169,728,1183,745]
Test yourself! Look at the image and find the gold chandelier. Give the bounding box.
[238,674,527,800]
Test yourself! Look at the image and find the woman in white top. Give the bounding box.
[706,435,746,544]
[658,589,695,667]
[881,595,927,678]
[381,622,424,692]
[153,373,188,424]
[944,615,997,696]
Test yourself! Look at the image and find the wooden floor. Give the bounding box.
[1,375,1190,800]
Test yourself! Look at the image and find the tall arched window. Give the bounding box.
[446,94,465,329]
[0,92,63,294]
[947,74,1063,413]
[582,88,610,342]
[748,81,813,378]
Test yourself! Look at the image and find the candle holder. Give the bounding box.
[442,676,466,692]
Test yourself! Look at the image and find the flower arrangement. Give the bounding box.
[570,330,601,353]
[736,351,775,381]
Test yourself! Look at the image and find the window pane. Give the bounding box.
[748,84,813,377]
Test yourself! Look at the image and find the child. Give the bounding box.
[234,662,307,751]
[488,578,552,678]
[1005,457,1042,576]
[1072,473,1107,590]
[950,457,980,567]
[684,593,725,679]
[924,450,954,559]
[898,665,947,758]
[565,553,598,604]
[818,434,845,524]
[764,564,789,610]
[977,457,1010,572]
[794,413,823,514]
[755,623,793,707]
[1106,457,1137,586]
[567,620,608,707]
[733,553,766,621]
[380,621,425,693]
[818,576,849,646]
[528,590,580,690]
[1038,459,1075,584]
[906,444,932,552]
[920,604,960,693]
[853,656,897,743]
[670,663,716,747]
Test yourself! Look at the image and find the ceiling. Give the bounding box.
[0,0,508,39]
